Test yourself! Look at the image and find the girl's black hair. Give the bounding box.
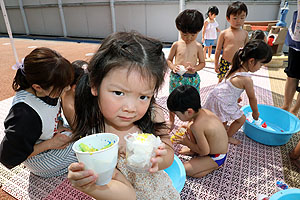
[71,60,88,86]
[176,9,204,34]
[206,6,219,18]
[167,85,201,113]
[226,40,272,79]
[226,1,248,19]
[12,47,73,96]
[73,31,168,141]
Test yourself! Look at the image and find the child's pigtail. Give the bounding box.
[72,73,102,141]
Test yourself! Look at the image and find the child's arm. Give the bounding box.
[174,125,210,156]
[214,31,225,73]
[202,20,208,43]
[244,77,259,120]
[167,42,180,73]
[244,30,249,44]
[194,43,205,71]
[68,162,136,200]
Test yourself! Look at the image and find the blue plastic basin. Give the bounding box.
[164,155,186,192]
[241,104,300,146]
[270,188,300,200]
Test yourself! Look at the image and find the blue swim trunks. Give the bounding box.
[203,39,215,47]
[209,153,227,166]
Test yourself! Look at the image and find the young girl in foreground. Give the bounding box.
[0,47,77,177]
[68,32,180,200]
[204,40,272,144]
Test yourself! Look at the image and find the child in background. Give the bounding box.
[214,1,249,82]
[250,30,267,42]
[167,85,228,178]
[67,32,180,200]
[167,9,205,130]
[202,6,221,60]
[61,60,88,129]
[0,47,77,177]
[204,40,272,144]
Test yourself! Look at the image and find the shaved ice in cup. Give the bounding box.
[124,133,162,173]
[177,65,187,76]
[72,133,119,185]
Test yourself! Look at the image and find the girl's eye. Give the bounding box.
[113,91,124,96]
[140,96,149,101]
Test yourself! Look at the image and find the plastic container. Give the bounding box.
[124,133,161,173]
[164,155,186,192]
[72,133,119,185]
[242,104,300,146]
[269,188,300,200]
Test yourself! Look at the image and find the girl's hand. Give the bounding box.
[202,38,205,43]
[57,125,72,134]
[50,133,71,149]
[68,162,98,191]
[149,143,167,173]
[252,111,260,120]
[172,65,180,73]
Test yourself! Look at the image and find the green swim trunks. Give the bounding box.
[217,57,231,79]
[169,72,200,93]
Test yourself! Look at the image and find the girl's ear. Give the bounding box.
[187,108,194,115]
[248,58,255,67]
[91,86,98,96]
[31,84,43,92]
[71,85,76,93]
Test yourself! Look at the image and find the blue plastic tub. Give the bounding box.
[164,155,186,192]
[270,188,300,200]
[242,104,300,146]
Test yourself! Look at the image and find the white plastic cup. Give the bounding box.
[177,65,187,76]
[72,133,119,185]
[124,134,161,173]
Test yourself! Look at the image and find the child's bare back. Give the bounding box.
[219,27,248,63]
[190,109,228,155]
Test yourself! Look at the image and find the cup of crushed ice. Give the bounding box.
[72,133,119,185]
[177,65,187,76]
[124,133,162,173]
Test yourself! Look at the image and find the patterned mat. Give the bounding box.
[0,66,288,199]
[267,66,300,189]
[156,80,284,199]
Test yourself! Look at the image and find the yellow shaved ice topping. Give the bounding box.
[136,133,151,143]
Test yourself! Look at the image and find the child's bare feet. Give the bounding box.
[228,137,241,145]
[179,146,195,156]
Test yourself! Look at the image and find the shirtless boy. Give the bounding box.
[215,1,248,82]
[167,9,205,130]
[167,85,228,178]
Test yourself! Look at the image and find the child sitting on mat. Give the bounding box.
[167,85,228,178]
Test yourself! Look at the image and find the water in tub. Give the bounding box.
[245,112,283,132]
